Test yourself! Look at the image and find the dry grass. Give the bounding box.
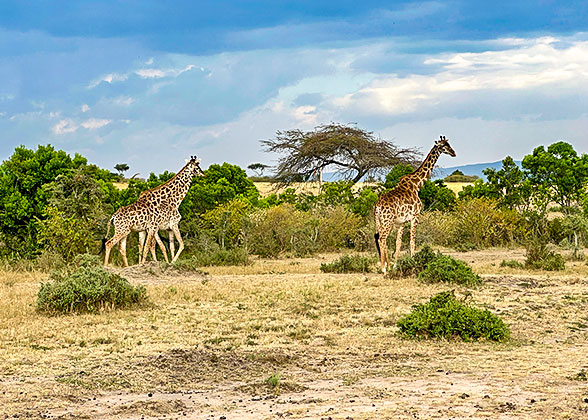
[1,248,588,419]
[444,181,473,195]
[253,181,379,197]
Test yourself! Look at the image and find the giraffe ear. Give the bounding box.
[195,158,201,164]
[185,159,189,164]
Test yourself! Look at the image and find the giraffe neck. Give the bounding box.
[411,146,443,189]
[152,163,195,209]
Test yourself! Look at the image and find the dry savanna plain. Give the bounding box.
[1,248,588,420]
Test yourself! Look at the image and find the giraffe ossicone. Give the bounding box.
[374,136,456,274]
[103,156,205,267]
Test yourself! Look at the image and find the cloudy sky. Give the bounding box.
[1,0,588,176]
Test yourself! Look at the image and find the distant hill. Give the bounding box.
[433,160,522,181]
[279,160,522,183]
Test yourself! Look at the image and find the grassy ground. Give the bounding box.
[1,249,588,419]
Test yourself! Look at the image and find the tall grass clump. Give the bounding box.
[397,291,510,341]
[524,241,565,271]
[37,261,147,314]
[320,254,375,273]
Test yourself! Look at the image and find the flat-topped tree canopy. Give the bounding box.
[262,123,421,185]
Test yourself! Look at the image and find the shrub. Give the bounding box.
[247,204,318,257]
[37,206,96,262]
[500,259,524,269]
[393,245,440,277]
[525,241,565,271]
[37,266,147,314]
[320,254,375,273]
[175,246,249,268]
[397,291,510,341]
[418,255,482,286]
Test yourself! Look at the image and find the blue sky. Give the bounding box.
[2,1,588,176]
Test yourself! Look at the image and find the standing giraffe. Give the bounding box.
[103,156,205,266]
[374,136,456,274]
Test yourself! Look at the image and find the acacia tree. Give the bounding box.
[114,163,129,177]
[261,123,420,185]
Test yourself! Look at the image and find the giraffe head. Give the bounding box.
[185,156,206,177]
[435,136,456,157]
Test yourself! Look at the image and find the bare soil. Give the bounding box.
[1,249,588,419]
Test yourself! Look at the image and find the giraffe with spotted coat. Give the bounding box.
[374,136,456,274]
[103,156,205,266]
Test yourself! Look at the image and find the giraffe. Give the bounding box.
[103,156,204,266]
[374,136,456,274]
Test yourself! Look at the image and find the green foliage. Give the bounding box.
[418,255,482,286]
[384,164,414,189]
[418,180,456,211]
[522,141,588,212]
[500,259,524,269]
[320,254,375,273]
[182,162,259,219]
[350,186,379,217]
[175,246,249,268]
[483,156,531,211]
[524,241,565,271]
[0,145,88,256]
[393,245,440,277]
[458,179,500,201]
[397,291,510,341]
[37,207,96,262]
[200,199,251,249]
[37,266,147,314]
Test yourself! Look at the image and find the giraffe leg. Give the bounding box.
[153,231,169,263]
[104,231,128,266]
[378,233,389,275]
[409,218,418,257]
[138,231,146,264]
[119,236,129,267]
[393,225,404,268]
[141,229,155,264]
[170,225,184,263]
[168,230,176,262]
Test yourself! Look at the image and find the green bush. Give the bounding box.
[397,291,510,341]
[320,254,375,273]
[175,246,249,268]
[525,241,565,271]
[500,259,524,269]
[393,245,440,277]
[37,266,147,314]
[418,255,482,286]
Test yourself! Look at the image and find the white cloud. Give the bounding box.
[80,118,111,130]
[335,36,588,117]
[81,104,90,112]
[52,119,78,135]
[88,72,129,88]
[135,64,197,79]
[112,96,135,106]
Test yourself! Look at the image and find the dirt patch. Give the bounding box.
[110,261,209,285]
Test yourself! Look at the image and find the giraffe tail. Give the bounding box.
[100,216,113,254]
[374,233,381,257]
